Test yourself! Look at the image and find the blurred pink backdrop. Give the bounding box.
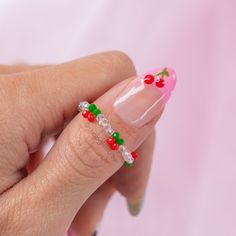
[0,0,235,235]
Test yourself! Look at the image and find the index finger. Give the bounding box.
[2,51,136,151]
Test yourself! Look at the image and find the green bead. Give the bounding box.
[116,138,124,145]
[88,103,97,112]
[112,132,120,141]
[93,108,101,117]
[124,162,133,168]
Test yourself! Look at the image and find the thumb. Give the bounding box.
[2,67,176,235]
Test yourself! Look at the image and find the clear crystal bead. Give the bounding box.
[119,145,127,153]
[123,151,134,164]
[104,124,114,135]
[96,114,108,126]
[96,114,103,121]
[78,101,89,111]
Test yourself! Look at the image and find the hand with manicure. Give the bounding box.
[0,51,176,236]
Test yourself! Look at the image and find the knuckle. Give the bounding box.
[97,51,136,78]
[107,50,136,74]
[61,123,115,179]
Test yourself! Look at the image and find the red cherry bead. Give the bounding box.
[87,112,95,122]
[107,137,115,145]
[111,143,118,150]
[144,74,155,84]
[131,151,138,160]
[155,78,165,88]
[82,110,90,118]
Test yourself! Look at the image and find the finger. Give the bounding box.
[112,129,156,216]
[0,51,135,192]
[0,64,47,74]
[70,181,115,236]
[2,51,135,154]
[70,131,156,235]
[0,67,176,235]
[27,136,55,173]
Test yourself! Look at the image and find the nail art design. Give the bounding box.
[113,67,176,127]
[78,101,138,166]
[143,67,169,88]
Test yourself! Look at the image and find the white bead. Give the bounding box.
[123,151,134,164]
[96,113,103,122]
[78,101,89,111]
[104,124,114,135]
[96,114,108,126]
[119,145,127,153]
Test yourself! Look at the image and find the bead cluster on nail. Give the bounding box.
[143,67,169,88]
[78,101,138,166]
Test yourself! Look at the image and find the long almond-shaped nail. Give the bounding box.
[113,67,176,127]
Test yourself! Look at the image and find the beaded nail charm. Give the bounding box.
[78,101,138,166]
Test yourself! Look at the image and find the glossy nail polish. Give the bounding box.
[113,67,176,127]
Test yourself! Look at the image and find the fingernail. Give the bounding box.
[92,230,97,236]
[127,193,146,216]
[92,221,101,236]
[113,67,176,127]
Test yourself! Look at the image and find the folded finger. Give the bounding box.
[0,67,176,235]
[112,129,156,216]
[0,51,135,192]
[0,64,47,74]
[70,181,115,236]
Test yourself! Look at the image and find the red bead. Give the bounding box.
[131,151,138,160]
[87,112,95,122]
[111,143,118,150]
[144,74,155,84]
[82,110,90,118]
[155,78,165,88]
[107,137,115,145]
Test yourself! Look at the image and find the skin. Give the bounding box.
[0,51,159,236]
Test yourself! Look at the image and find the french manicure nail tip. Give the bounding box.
[113,67,176,127]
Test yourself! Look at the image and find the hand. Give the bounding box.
[0,51,175,236]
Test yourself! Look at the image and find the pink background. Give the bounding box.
[0,0,236,235]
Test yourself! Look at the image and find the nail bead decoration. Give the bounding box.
[78,101,138,166]
[143,67,169,88]
[78,101,89,111]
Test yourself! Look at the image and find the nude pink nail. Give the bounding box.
[113,67,176,127]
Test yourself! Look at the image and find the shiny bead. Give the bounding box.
[78,101,89,111]
[96,114,108,125]
[82,110,90,118]
[119,145,127,153]
[131,151,138,160]
[87,113,95,122]
[93,108,101,117]
[111,143,118,150]
[107,137,115,145]
[112,132,120,140]
[116,138,124,145]
[104,124,114,135]
[123,151,134,164]
[124,162,133,168]
[88,103,97,112]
